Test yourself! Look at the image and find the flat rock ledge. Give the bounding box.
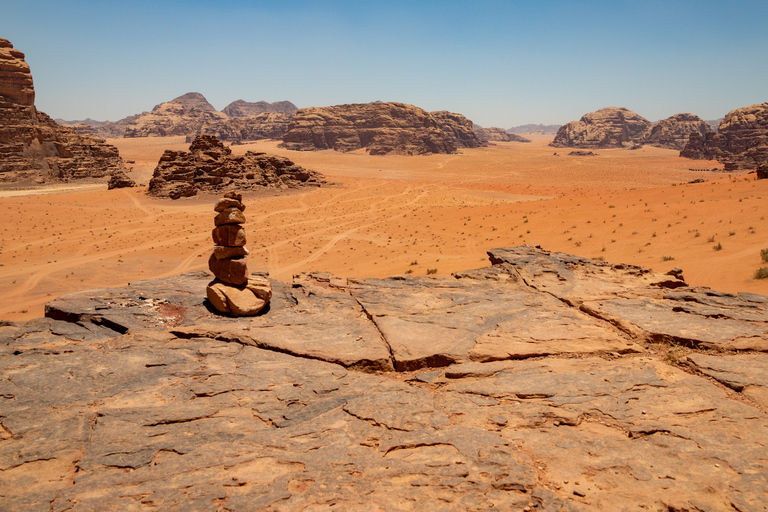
[2,245,767,511]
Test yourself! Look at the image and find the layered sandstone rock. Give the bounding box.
[474,125,531,143]
[122,92,228,138]
[0,38,126,184]
[428,110,485,149]
[644,113,712,150]
[280,102,482,155]
[551,107,652,148]
[5,245,766,510]
[205,192,272,316]
[680,102,768,170]
[185,112,292,144]
[221,99,298,118]
[147,134,324,199]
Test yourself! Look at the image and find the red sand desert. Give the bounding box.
[1,135,766,321]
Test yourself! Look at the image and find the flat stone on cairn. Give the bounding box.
[206,192,272,316]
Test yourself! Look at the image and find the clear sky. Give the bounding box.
[2,0,766,128]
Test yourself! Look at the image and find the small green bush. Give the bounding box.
[713,242,722,251]
[755,267,768,279]
[427,268,437,275]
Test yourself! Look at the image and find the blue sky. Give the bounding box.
[3,0,766,127]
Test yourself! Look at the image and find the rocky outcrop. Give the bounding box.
[551,107,652,148]
[121,92,228,138]
[644,113,712,150]
[0,38,125,184]
[221,99,298,118]
[185,112,292,144]
[474,125,531,143]
[429,110,485,149]
[280,102,481,155]
[3,245,767,510]
[680,103,768,170]
[508,123,561,134]
[147,134,324,199]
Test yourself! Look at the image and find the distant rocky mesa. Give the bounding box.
[474,124,531,143]
[61,95,299,143]
[0,37,125,185]
[147,134,324,199]
[280,102,484,155]
[551,107,712,151]
[680,102,768,170]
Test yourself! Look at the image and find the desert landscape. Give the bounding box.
[1,134,766,321]
[3,7,768,507]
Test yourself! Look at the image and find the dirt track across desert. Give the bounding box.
[1,136,766,321]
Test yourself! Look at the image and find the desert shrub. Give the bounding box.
[761,248,768,262]
[713,242,722,251]
[662,256,675,261]
[410,260,418,266]
[755,267,768,279]
[706,235,715,243]
[427,268,437,275]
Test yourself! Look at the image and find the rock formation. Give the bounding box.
[185,112,292,144]
[147,134,324,199]
[206,192,272,316]
[551,107,652,149]
[474,125,531,143]
[680,102,768,170]
[122,92,228,138]
[508,123,561,134]
[643,113,712,150]
[221,99,298,118]
[3,245,767,510]
[0,38,126,184]
[280,102,482,155]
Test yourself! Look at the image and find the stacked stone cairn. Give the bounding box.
[206,192,272,316]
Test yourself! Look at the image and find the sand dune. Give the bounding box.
[1,136,766,321]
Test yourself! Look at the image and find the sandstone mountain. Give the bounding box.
[643,113,713,150]
[147,134,324,199]
[221,99,298,118]
[3,245,767,510]
[474,125,532,143]
[121,92,229,138]
[280,102,484,155]
[551,107,652,149]
[680,102,768,170]
[0,38,125,184]
[185,112,293,144]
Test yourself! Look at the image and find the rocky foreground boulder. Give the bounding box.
[147,134,324,199]
[681,102,768,170]
[2,245,767,510]
[0,38,125,184]
[551,107,652,149]
[280,102,484,155]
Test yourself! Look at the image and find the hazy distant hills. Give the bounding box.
[508,124,561,134]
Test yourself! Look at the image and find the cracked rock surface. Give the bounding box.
[1,245,767,510]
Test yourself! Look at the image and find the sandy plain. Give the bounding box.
[1,135,766,321]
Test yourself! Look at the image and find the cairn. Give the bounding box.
[206,192,272,316]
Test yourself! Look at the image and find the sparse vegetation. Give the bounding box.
[410,260,418,266]
[706,235,715,243]
[713,242,722,251]
[427,268,437,275]
[662,256,675,261]
[755,268,768,279]
[761,248,768,263]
